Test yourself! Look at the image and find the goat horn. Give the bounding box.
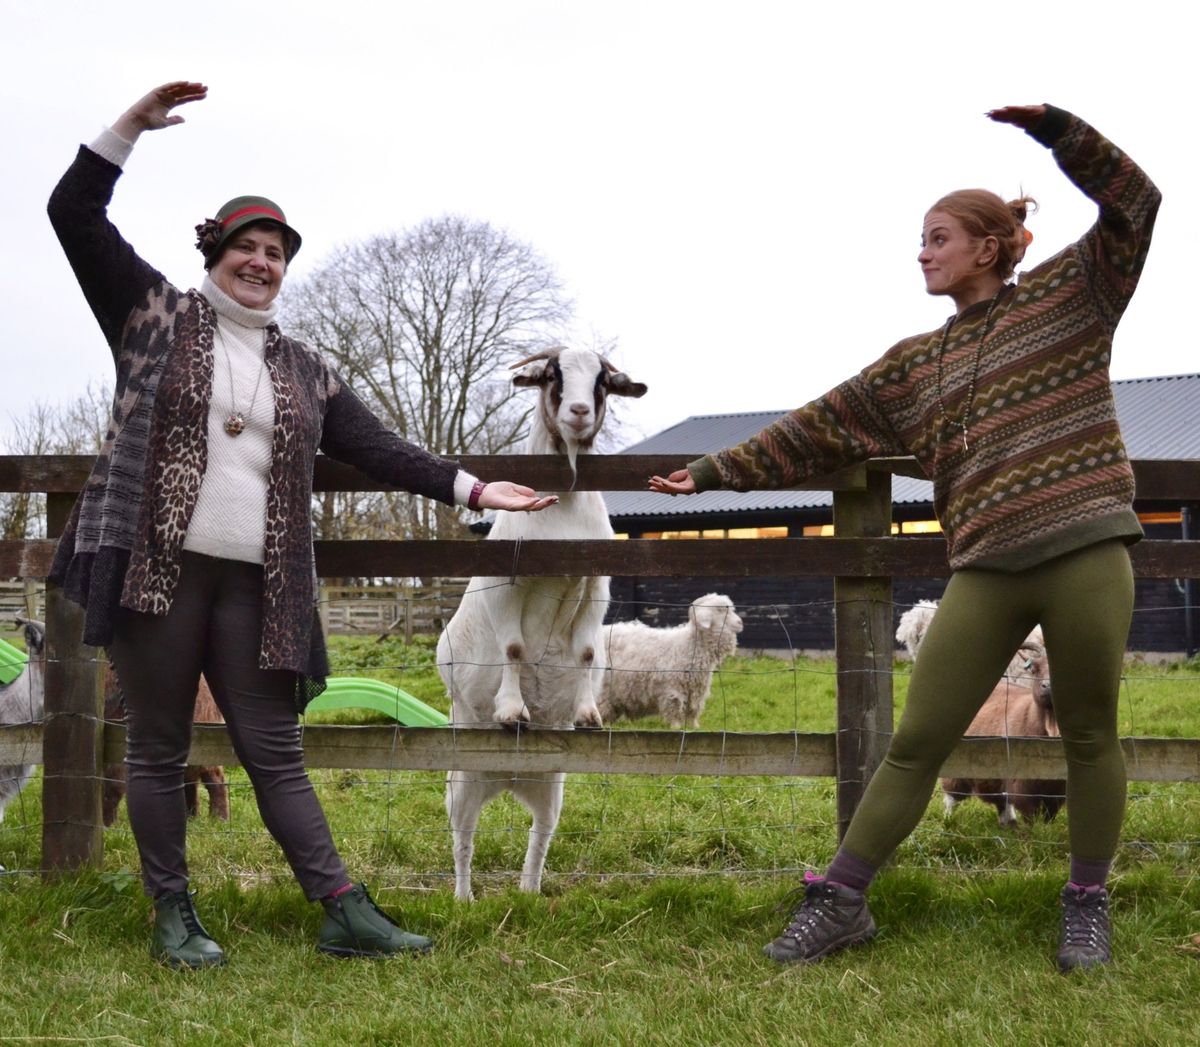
[509,347,566,370]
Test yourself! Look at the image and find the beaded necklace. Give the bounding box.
[935,290,1003,452]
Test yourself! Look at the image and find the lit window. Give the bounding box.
[727,526,789,539]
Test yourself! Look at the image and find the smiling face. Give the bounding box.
[918,210,1001,310]
[209,223,287,310]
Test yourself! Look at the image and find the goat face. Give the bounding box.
[512,347,647,452]
[690,594,744,643]
[1018,647,1053,712]
[15,616,45,662]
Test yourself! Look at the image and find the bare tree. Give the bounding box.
[1,381,111,542]
[284,215,573,541]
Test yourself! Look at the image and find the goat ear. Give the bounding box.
[512,362,550,388]
[605,371,647,398]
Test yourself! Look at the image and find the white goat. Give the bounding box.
[598,594,743,729]
[438,347,646,900]
[0,616,46,824]
[895,600,1062,824]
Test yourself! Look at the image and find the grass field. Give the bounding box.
[2,637,1198,1045]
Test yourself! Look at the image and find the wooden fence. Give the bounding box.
[321,581,468,638]
[2,452,1199,875]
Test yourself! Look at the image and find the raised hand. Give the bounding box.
[112,81,208,141]
[986,105,1047,131]
[475,481,559,513]
[648,468,696,496]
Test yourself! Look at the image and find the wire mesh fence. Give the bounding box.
[3,588,1198,887]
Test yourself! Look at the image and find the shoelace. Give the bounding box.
[1062,891,1109,948]
[779,880,842,942]
[175,892,205,937]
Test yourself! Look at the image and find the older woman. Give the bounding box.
[48,81,555,969]
[652,104,1160,972]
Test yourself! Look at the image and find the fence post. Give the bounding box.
[832,468,894,841]
[40,492,104,874]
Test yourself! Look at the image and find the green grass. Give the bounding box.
[1,640,1199,1045]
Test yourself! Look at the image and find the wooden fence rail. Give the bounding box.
[3,453,1199,875]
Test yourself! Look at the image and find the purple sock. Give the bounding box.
[824,848,877,895]
[1068,856,1110,889]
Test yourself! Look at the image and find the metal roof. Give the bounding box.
[606,373,1200,521]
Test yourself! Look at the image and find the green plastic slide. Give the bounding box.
[0,643,447,728]
[0,637,28,687]
[305,676,448,727]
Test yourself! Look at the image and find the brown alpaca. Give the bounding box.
[101,666,230,826]
[940,644,1065,825]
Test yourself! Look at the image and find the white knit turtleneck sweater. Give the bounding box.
[182,276,276,564]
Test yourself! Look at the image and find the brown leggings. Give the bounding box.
[842,538,1135,868]
[109,552,349,900]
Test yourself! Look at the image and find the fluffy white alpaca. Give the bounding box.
[437,347,646,900]
[598,594,743,729]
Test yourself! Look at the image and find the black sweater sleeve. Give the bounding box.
[318,375,460,506]
[47,146,165,352]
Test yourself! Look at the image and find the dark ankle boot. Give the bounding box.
[151,890,227,969]
[317,883,433,958]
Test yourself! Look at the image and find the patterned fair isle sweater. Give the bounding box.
[688,107,1161,572]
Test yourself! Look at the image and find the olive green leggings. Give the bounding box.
[842,538,1134,867]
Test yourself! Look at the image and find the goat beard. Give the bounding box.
[565,440,579,488]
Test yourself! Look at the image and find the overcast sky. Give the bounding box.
[2,0,1194,452]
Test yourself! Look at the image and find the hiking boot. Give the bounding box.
[1057,883,1111,972]
[318,883,433,958]
[762,873,877,964]
[151,890,227,970]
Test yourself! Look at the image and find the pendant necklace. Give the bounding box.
[218,327,267,437]
[935,290,1002,453]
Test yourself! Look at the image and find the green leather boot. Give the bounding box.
[317,883,433,958]
[150,890,227,969]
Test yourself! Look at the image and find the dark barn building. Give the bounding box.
[604,374,1200,656]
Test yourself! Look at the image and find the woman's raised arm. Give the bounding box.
[986,105,1047,131]
[111,81,208,143]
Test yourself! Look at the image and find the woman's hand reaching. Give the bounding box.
[648,469,696,496]
[112,81,208,142]
[986,105,1047,131]
[475,481,559,513]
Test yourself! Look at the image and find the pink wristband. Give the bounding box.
[467,479,488,511]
